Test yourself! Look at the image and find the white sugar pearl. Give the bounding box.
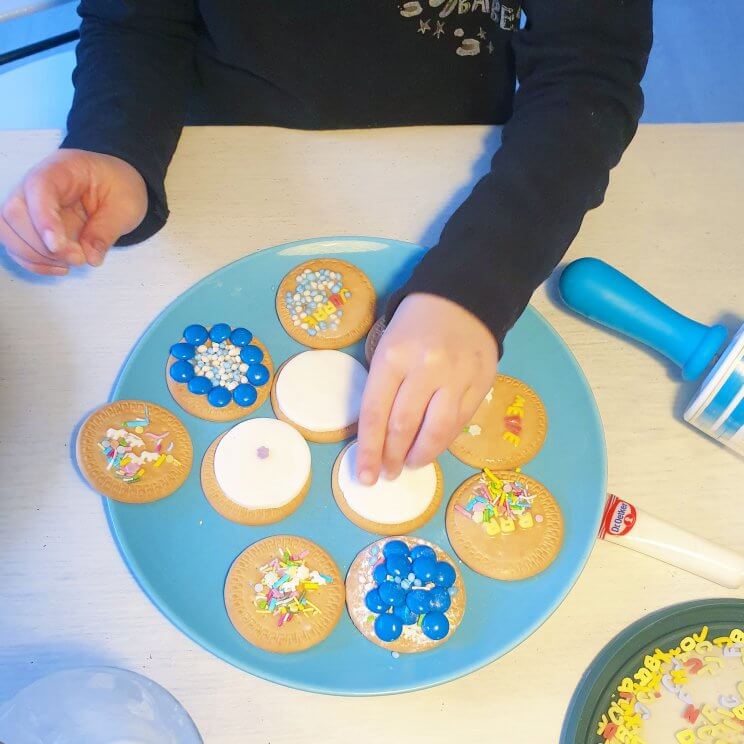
[240,375,248,384]
[205,370,214,379]
[227,381,238,391]
[300,323,308,329]
[194,368,204,376]
[197,345,206,353]
[239,363,248,372]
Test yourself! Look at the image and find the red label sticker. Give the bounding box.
[599,494,637,538]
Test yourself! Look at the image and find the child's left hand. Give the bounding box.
[356,293,498,484]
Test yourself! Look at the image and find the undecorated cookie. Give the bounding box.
[346,537,466,653]
[166,323,274,422]
[449,374,547,470]
[201,418,311,525]
[76,400,192,503]
[271,350,368,442]
[276,259,376,348]
[445,469,563,580]
[332,441,442,535]
[225,535,345,653]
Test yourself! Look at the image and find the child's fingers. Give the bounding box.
[380,374,436,480]
[2,191,59,260]
[406,387,461,469]
[78,204,127,264]
[10,254,69,276]
[23,169,85,264]
[0,215,68,271]
[356,355,405,486]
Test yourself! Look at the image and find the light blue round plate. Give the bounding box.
[106,236,606,695]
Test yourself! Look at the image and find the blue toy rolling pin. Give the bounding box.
[559,258,744,456]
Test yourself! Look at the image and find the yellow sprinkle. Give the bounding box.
[153,454,167,468]
[120,456,131,467]
[134,426,144,434]
[135,468,145,478]
[165,454,174,463]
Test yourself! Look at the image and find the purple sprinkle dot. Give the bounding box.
[256,446,270,459]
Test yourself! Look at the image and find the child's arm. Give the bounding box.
[357,0,652,481]
[0,0,196,272]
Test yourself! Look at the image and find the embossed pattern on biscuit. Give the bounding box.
[345,537,466,654]
[275,259,376,349]
[225,536,344,653]
[446,471,563,580]
[450,375,547,470]
[76,400,193,503]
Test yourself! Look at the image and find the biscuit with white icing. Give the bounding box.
[201,418,311,525]
[271,350,368,443]
[331,441,442,535]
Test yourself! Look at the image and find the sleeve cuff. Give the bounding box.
[60,133,169,246]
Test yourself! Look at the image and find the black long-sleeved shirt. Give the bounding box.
[62,0,652,352]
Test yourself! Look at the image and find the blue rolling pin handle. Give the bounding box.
[559,258,728,381]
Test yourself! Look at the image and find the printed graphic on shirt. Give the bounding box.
[397,0,521,56]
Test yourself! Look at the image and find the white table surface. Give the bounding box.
[1,124,742,742]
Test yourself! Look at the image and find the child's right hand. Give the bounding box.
[0,149,147,275]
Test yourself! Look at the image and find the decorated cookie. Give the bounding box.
[449,375,547,470]
[224,535,345,653]
[271,350,368,442]
[595,624,744,743]
[201,418,312,525]
[166,323,274,422]
[445,469,563,580]
[76,400,192,503]
[275,259,376,348]
[346,537,466,654]
[331,441,443,535]
[364,316,386,364]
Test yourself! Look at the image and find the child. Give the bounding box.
[0,1,652,484]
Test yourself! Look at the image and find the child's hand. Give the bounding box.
[0,149,147,275]
[356,293,498,484]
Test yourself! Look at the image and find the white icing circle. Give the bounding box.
[337,442,437,524]
[275,350,368,433]
[214,418,311,509]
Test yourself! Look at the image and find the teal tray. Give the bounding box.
[103,236,607,695]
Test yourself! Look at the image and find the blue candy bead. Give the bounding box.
[421,612,449,641]
[393,604,418,625]
[372,562,388,584]
[364,589,386,614]
[382,540,409,559]
[187,376,212,395]
[432,561,457,588]
[247,363,270,387]
[406,589,430,615]
[409,545,436,562]
[374,613,402,643]
[229,327,253,347]
[240,345,264,365]
[207,386,232,408]
[209,323,231,343]
[378,580,405,608]
[427,587,451,613]
[170,342,195,360]
[169,360,194,383]
[412,557,436,583]
[233,383,257,407]
[183,324,208,345]
[386,554,409,578]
